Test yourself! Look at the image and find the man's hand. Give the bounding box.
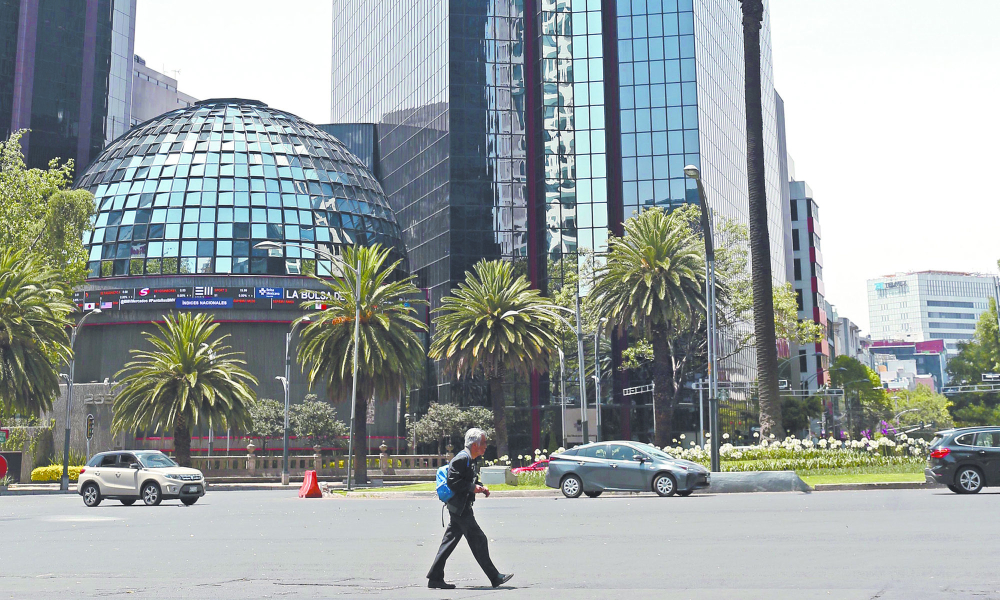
[476,485,490,497]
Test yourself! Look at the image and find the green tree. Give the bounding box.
[0,131,96,286]
[0,248,74,416]
[290,394,349,450]
[112,313,257,466]
[781,395,822,436]
[408,402,496,454]
[889,385,954,430]
[946,298,1000,424]
[431,259,560,459]
[246,398,284,454]
[829,355,890,435]
[591,207,706,446]
[295,244,426,485]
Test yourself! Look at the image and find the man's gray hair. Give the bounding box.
[465,428,487,448]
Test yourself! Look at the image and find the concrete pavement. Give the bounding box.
[1,488,998,599]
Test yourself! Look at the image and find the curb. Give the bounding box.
[813,482,943,491]
[2,487,76,496]
[338,489,559,499]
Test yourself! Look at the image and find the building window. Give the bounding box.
[927,300,975,308]
[790,200,798,221]
[795,289,803,311]
[929,322,976,330]
[793,258,801,280]
[792,229,800,251]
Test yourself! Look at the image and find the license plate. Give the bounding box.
[185,485,200,493]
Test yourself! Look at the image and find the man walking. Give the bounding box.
[427,428,513,590]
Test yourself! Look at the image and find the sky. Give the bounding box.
[135,1,1000,334]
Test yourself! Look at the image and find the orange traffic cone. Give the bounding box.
[299,470,322,498]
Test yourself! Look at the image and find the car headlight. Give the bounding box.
[165,474,182,480]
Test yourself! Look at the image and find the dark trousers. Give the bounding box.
[427,507,500,583]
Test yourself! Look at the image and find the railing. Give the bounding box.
[186,444,450,478]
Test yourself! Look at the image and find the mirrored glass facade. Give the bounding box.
[76,99,405,279]
[0,0,135,173]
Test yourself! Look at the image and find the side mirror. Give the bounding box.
[633,454,645,462]
[129,463,141,470]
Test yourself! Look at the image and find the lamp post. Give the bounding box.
[61,308,102,491]
[593,317,607,442]
[684,165,718,463]
[546,304,589,445]
[557,347,567,448]
[256,240,363,490]
[277,317,311,485]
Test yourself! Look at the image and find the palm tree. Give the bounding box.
[295,244,426,485]
[112,312,257,466]
[0,248,73,416]
[740,0,783,436]
[591,208,705,447]
[430,259,560,459]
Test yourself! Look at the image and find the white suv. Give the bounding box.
[78,450,206,507]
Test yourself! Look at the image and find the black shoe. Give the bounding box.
[428,580,456,590]
[492,573,513,588]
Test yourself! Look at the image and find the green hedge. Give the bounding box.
[31,465,83,482]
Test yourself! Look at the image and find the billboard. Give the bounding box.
[72,286,341,312]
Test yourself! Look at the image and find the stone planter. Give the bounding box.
[480,466,517,486]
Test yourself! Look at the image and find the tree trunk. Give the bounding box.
[353,394,368,485]
[651,333,676,447]
[488,377,508,459]
[740,0,783,437]
[174,415,191,467]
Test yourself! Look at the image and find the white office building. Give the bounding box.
[866,271,997,355]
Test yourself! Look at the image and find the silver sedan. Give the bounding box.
[545,441,710,498]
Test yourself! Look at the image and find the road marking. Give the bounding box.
[39,515,121,523]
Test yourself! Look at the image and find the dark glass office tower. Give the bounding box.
[0,0,135,173]
[331,0,788,448]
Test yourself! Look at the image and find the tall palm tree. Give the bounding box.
[740,0,783,436]
[591,208,705,447]
[430,259,560,459]
[295,244,426,485]
[112,312,257,466]
[0,248,73,416]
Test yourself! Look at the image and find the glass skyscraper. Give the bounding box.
[331,0,786,446]
[0,0,135,173]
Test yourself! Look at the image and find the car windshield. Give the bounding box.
[138,453,178,468]
[635,443,675,461]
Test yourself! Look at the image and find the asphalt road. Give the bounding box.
[2,488,999,599]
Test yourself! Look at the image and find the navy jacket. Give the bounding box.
[445,448,479,515]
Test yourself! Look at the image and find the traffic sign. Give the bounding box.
[983,373,1000,382]
[0,455,6,478]
[0,428,8,445]
[86,415,95,441]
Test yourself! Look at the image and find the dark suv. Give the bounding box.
[926,427,1000,494]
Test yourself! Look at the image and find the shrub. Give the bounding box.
[31,465,83,482]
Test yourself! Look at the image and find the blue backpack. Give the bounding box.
[436,453,471,503]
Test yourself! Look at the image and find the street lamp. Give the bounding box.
[255,240,363,490]
[544,303,589,444]
[684,165,718,467]
[593,317,608,443]
[557,347,567,448]
[276,316,311,485]
[61,308,102,491]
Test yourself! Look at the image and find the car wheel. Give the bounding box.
[584,491,602,498]
[561,474,583,498]
[141,481,162,506]
[653,473,677,497]
[120,498,136,506]
[181,497,198,506]
[956,467,984,494]
[81,483,102,507]
[677,490,693,497]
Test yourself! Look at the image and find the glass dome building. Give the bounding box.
[77,98,404,279]
[68,100,408,451]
